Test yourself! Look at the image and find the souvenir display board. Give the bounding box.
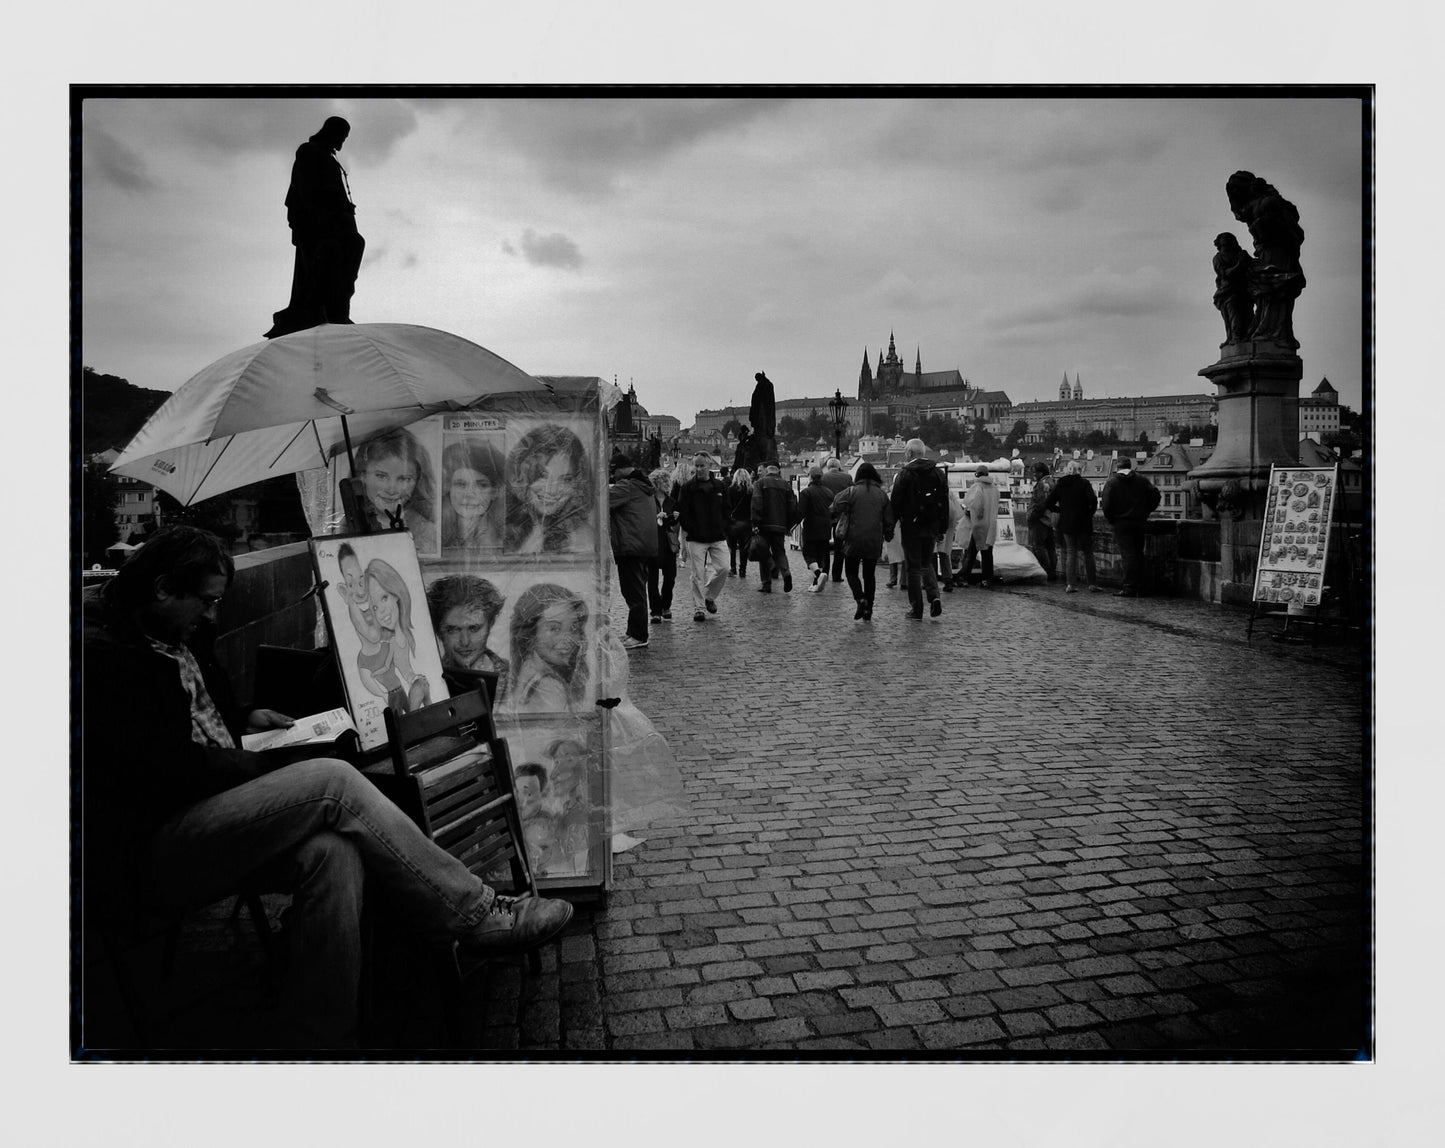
[304,380,612,896]
[310,530,451,752]
[1252,464,1339,607]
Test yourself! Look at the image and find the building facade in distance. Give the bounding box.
[1013,374,1217,443]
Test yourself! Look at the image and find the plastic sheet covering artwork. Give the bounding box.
[299,376,685,893]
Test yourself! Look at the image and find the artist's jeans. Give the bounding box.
[1059,530,1097,588]
[901,529,940,613]
[148,758,496,1048]
[615,555,651,641]
[686,539,730,611]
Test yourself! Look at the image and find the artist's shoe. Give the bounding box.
[783,573,793,593]
[930,598,943,619]
[459,895,573,957]
[705,598,718,614]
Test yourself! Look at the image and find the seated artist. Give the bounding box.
[81,526,573,1048]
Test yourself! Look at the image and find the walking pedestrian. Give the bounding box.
[820,457,852,583]
[1026,461,1058,581]
[936,478,965,591]
[796,466,836,592]
[751,463,799,594]
[725,467,754,579]
[648,468,680,624]
[830,461,895,621]
[675,452,730,622]
[607,450,658,650]
[889,439,949,619]
[1045,459,1101,594]
[1100,456,1161,597]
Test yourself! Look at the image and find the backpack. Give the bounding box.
[910,465,949,534]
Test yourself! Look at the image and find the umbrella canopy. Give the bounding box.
[110,323,548,505]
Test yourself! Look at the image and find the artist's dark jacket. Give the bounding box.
[82,598,265,893]
[608,468,660,559]
[676,475,729,543]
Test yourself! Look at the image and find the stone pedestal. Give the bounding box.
[1187,340,1301,521]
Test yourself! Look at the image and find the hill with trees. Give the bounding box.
[80,367,171,456]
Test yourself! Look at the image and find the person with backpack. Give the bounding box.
[1100,456,1162,597]
[889,439,949,620]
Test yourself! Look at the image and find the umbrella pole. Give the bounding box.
[336,414,371,534]
[340,414,356,474]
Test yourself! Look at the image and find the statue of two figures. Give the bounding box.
[1212,170,1306,349]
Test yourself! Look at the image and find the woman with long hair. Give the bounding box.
[724,467,753,579]
[504,424,595,554]
[357,557,431,713]
[353,428,438,552]
[648,468,680,623]
[501,582,590,715]
[440,438,505,552]
[830,461,895,622]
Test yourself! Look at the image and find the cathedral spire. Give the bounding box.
[1059,371,1071,401]
[1073,373,1083,401]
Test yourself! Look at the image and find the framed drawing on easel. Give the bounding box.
[310,531,450,752]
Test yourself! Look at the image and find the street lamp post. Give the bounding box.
[829,389,849,460]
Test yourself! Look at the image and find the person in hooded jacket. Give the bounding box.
[961,464,1000,587]
[829,461,895,620]
[608,451,659,649]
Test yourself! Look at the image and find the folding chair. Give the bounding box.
[383,685,552,1046]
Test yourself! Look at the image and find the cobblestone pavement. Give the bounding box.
[492,564,1368,1057]
[94,565,1367,1059]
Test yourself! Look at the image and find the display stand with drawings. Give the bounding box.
[309,530,451,752]
[1246,464,1352,642]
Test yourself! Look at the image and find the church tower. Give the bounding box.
[1073,373,1083,401]
[877,331,904,394]
[1059,371,1071,401]
[857,347,873,400]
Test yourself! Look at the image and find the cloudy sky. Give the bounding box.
[81,94,1365,427]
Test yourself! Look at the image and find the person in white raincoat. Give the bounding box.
[961,464,1000,586]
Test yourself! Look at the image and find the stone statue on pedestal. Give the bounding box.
[1225,170,1306,347]
[1212,232,1255,344]
[750,371,778,466]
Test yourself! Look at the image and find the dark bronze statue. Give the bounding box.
[749,371,777,466]
[1211,232,1255,343]
[266,116,366,338]
[1225,171,1306,347]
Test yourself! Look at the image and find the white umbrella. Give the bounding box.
[110,323,548,505]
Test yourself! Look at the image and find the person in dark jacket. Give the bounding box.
[819,457,853,582]
[889,439,948,619]
[647,468,681,624]
[1026,461,1058,582]
[1045,460,1101,593]
[81,527,573,1047]
[829,461,895,621]
[608,450,660,648]
[725,468,754,579]
[1100,456,1161,597]
[751,463,799,593]
[796,466,836,592]
[675,452,731,622]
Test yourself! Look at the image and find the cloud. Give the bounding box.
[992,266,1182,330]
[461,98,790,195]
[516,228,583,270]
[85,126,157,192]
[170,97,419,163]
